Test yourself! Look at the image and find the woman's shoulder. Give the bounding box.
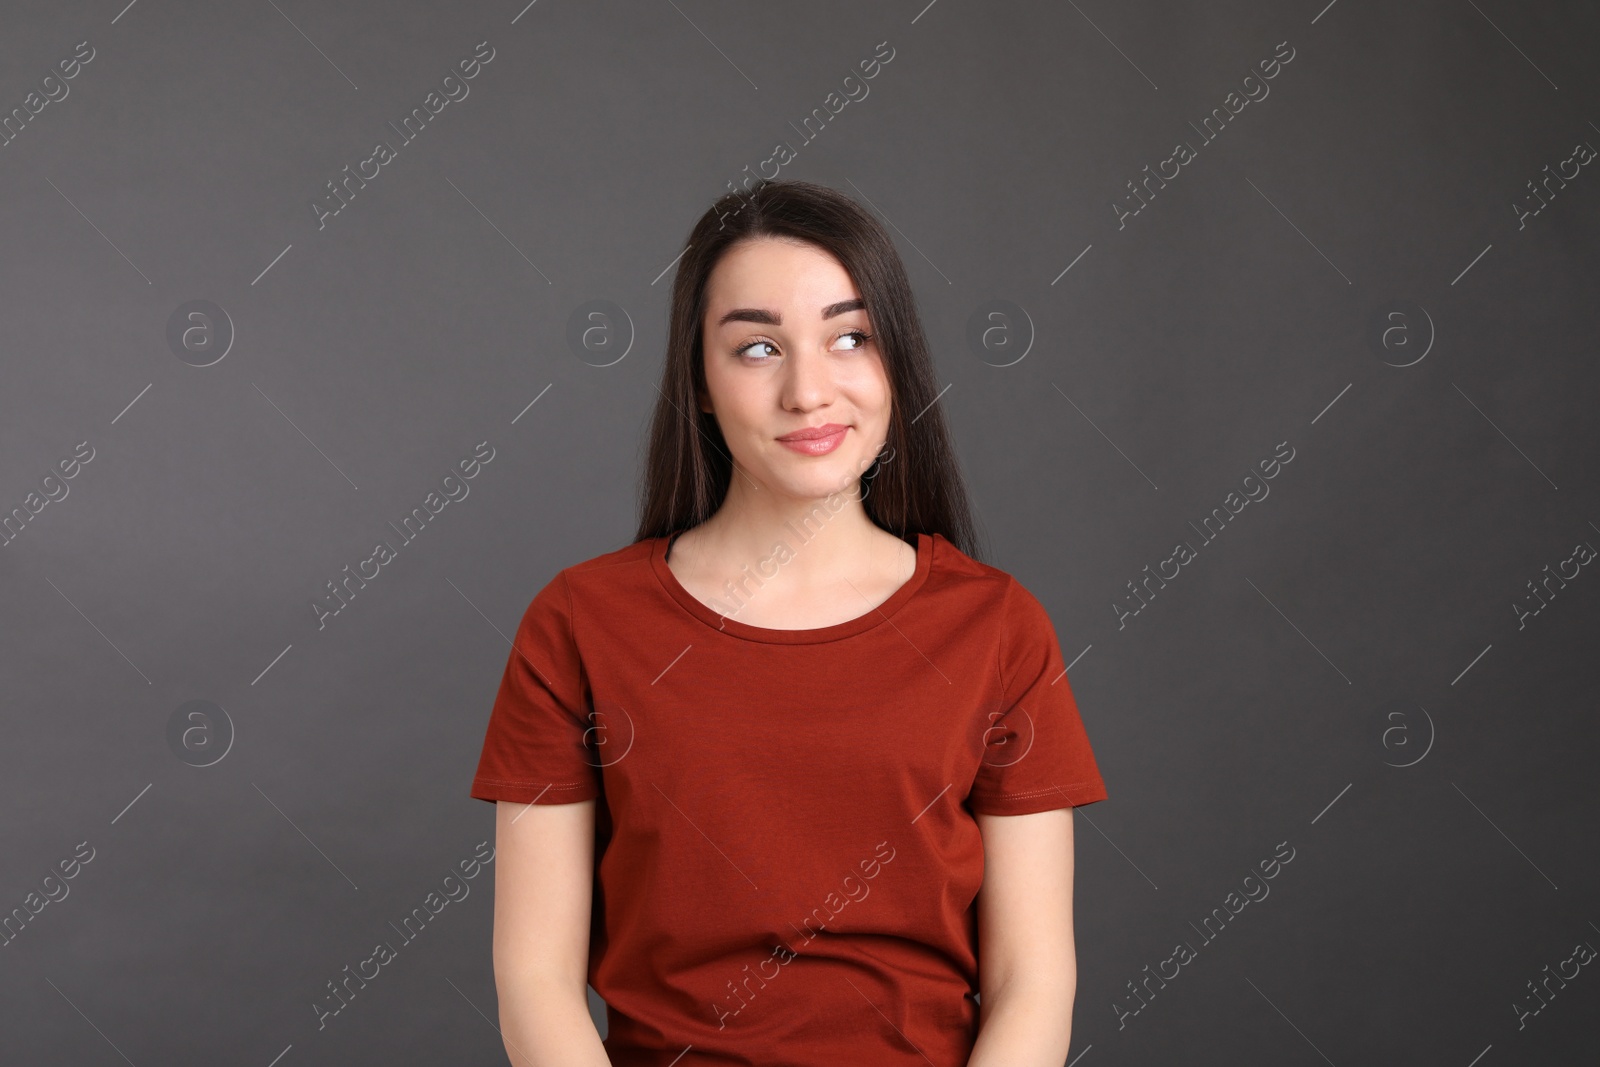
[520,537,659,612]
[563,536,658,576]
[548,537,659,594]
[925,532,1042,629]
[929,535,1077,635]
[926,529,1014,589]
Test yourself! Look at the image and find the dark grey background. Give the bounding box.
[3,0,1597,1063]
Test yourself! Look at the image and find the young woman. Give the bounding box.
[471,179,1109,1066]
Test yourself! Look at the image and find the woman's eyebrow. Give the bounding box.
[821,298,866,320]
[715,298,866,328]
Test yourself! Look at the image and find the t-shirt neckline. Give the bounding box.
[649,530,934,644]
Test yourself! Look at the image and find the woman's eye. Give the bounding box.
[834,330,872,351]
[736,340,778,360]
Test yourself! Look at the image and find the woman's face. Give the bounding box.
[699,236,891,503]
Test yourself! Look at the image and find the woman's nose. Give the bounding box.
[780,346,835,409]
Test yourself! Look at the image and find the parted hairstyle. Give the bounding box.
[633,178,983,561]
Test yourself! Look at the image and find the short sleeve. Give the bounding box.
[469,569,602,805]
[968,578,1109,816]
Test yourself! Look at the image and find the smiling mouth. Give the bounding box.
[776,425,848,455]
[777,423,849,442]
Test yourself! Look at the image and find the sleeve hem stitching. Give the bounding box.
[472,776,594,790]
[969,780,1105,802]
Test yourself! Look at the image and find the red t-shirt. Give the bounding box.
[470,531,1109,1066]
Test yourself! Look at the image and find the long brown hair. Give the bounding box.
[633,178,983,561]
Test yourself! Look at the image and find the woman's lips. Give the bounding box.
[776,425,848,455]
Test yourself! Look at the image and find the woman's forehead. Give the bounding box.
[705,240,863,319]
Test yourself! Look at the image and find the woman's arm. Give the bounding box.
[493,797,612,1066]
[966,807,1080,1067]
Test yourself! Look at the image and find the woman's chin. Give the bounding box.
[761,467,861,504]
